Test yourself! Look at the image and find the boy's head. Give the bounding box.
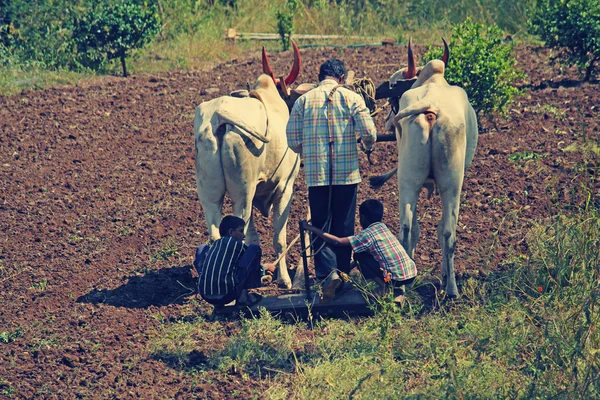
[359,199,384,228]
[219,216,245,241]
[318,59,346,82]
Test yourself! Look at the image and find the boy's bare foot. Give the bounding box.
[262,263,276,275]
[320,272,342,304]
[393,294,405,306]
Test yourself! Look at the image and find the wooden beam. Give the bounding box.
[224,28,379,42]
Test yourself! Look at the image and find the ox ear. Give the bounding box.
[262,46,277,84]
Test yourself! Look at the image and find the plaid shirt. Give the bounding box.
[286,79,377,187]
[349,222,417,281]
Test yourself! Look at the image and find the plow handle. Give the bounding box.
[299,221,312,301]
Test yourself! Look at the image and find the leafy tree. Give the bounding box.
[71,1,161,77]
[0,0,88,69]
[528,0,600,82]
[276,0,299,51]
[423,17,525,117]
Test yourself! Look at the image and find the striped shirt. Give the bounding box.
[286,79,377,187]
[198,236,246,297]
[349,222,417,281]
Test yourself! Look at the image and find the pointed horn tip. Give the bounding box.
[261,46,276,83]
[441,37,450,65]
[405,37,416,79]
[284,39,301,85]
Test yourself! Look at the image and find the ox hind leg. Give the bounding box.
[398,188,422,259]
[434,141,465,297]
[221,125,260,245]
[195,124,226,241]
[271,188,294,289]
[437,186,461,297]
[433,124,467,298]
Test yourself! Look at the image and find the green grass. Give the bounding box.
[0,0,537,95]
[0,329,22,345]
[148,206,600,398]
[150,240,180,262]
[0,66,92,97]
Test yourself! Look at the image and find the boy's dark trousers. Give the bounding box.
[308,184,357,279]
[354,251,415,293]
[194,243,262,305]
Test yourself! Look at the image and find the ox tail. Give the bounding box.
[464,102,478,171]
[394,99,438,122]
[369,167,398,190]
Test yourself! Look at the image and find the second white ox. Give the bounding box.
[374,39,478,297]
[194,43,301,289]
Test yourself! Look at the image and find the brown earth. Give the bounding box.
[0,44,598,399]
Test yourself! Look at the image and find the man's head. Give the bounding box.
[318,59,346,82]
[359,199,384,228]
[219,216,246,241]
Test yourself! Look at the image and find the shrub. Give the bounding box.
[528,0,600,82]
[423,17,525,117]
[0,0,85,70]
[276,0,299,51]
[70,1,161,77]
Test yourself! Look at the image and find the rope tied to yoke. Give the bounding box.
[347,77,389,117]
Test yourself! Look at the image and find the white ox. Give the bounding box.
[373,39,478,297]
[194,43,302,289]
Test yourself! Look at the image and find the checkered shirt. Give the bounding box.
[286,79,377,187]
[349,222,417,281]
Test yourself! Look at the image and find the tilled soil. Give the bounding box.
[0,44,598,398]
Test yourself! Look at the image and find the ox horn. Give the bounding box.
[405,37,417,79]
[284,39,301,85]
[262,46,277,84]
[441,37,450,66]
[262,40,301,86]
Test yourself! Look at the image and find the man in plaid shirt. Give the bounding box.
[287,59,378,299]
[302,199,417,301]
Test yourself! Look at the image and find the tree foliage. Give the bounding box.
[70,1,161,76]
[528,0,600,82]
[423,17,525,117]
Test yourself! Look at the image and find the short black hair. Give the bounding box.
[359,199,384,225]
[318,59,347,81]
[219,216,245,237]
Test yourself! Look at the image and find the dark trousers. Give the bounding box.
[354,251,415,292]
[308,184,357,279]
[194,244,262,305]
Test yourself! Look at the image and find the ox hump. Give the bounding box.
[415,60,446,86]
[254,74,277,91]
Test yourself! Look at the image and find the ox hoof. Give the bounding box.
[278,278,292,290]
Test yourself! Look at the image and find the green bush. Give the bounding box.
[276,0,299,51]
[0,0,88,70]
[423,17,525,117]
[70,1,161,76]
[528,0,600,82]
